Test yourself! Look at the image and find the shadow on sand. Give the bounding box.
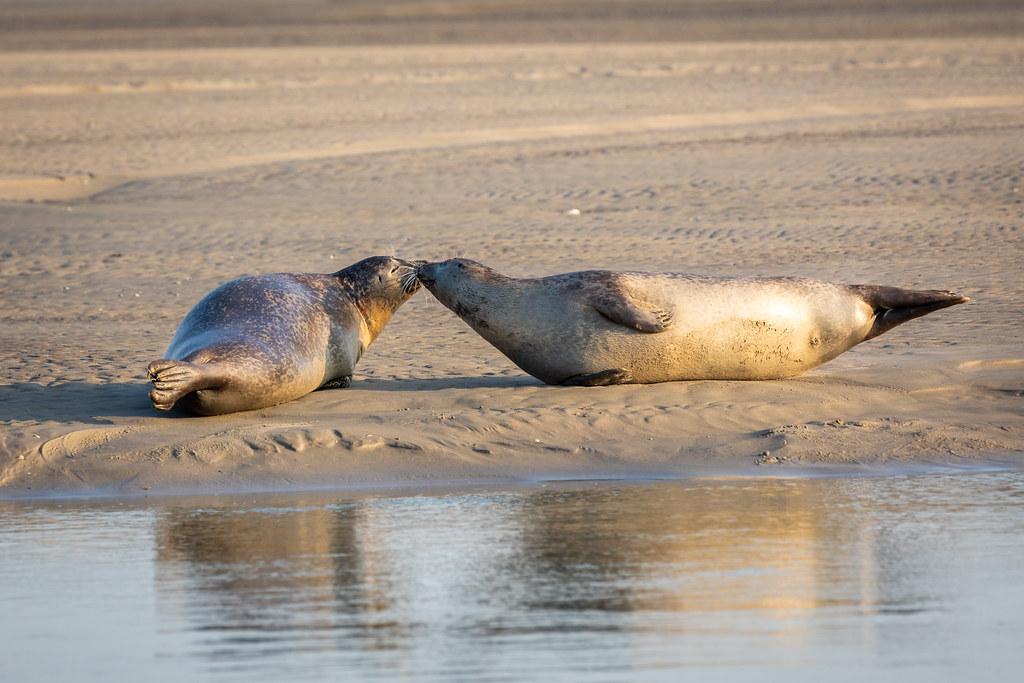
[354,375,542,391]
[0,381,157,424]
[0,375,540,424]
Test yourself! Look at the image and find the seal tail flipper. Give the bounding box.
[850,285,970,340]
[147,359,225,411]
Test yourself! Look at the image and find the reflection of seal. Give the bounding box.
[417,259,969,386]
[148,256,420,415]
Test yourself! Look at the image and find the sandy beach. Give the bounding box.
[1,1,1022,496]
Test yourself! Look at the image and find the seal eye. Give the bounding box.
[457,262,467,270]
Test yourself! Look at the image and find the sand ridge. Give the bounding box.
[4,92,1023,203]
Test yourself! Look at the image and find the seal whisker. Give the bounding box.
[397,265,417,287]
[400,271,418,293]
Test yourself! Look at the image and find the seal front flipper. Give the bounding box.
[319,375,352,390]
[589,284,672,333]
[561,368,634,386]
[147,359,227,411]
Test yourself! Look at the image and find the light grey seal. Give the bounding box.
[417,259,969,386]
[147,256,420,415]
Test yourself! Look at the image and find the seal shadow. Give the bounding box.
[355,375,542,391]
[0,376,544,423]
[0,376,540,424]
[0,381,159,424]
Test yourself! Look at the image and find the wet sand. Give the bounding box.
[1,1,1022,495]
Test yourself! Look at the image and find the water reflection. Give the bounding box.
[149,476,1024,677]
[510,484,831,615]
[2,474,1023,680]
[157,502,401,662]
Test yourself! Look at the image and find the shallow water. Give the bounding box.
[2,473,1024,681]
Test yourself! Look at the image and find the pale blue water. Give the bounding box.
[2,473,1024,681]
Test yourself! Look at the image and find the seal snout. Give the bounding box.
[416,261,440,287]
[394,259,423,295]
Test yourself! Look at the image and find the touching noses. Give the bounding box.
[417,263,440,285]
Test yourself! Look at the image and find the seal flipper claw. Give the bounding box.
[147,359,224,411]
[319,375,352,390]
[561,368,634,386]
[590,290,672,333]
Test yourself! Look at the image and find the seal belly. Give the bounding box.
[471,292,585,384]
[587,278,874,382]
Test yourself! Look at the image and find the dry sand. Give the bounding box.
[1,1,1022,496]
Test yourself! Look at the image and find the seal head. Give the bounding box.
[337,256,423,340]
[417,259,503,331]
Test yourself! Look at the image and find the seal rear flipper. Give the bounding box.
[561,368,634,386]
[589,286,673,333]
[850,285,970,340]
[147,359,227,411]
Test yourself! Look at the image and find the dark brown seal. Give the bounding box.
[147,256,420,415]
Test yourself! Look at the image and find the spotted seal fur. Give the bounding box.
[147,256,420,414]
